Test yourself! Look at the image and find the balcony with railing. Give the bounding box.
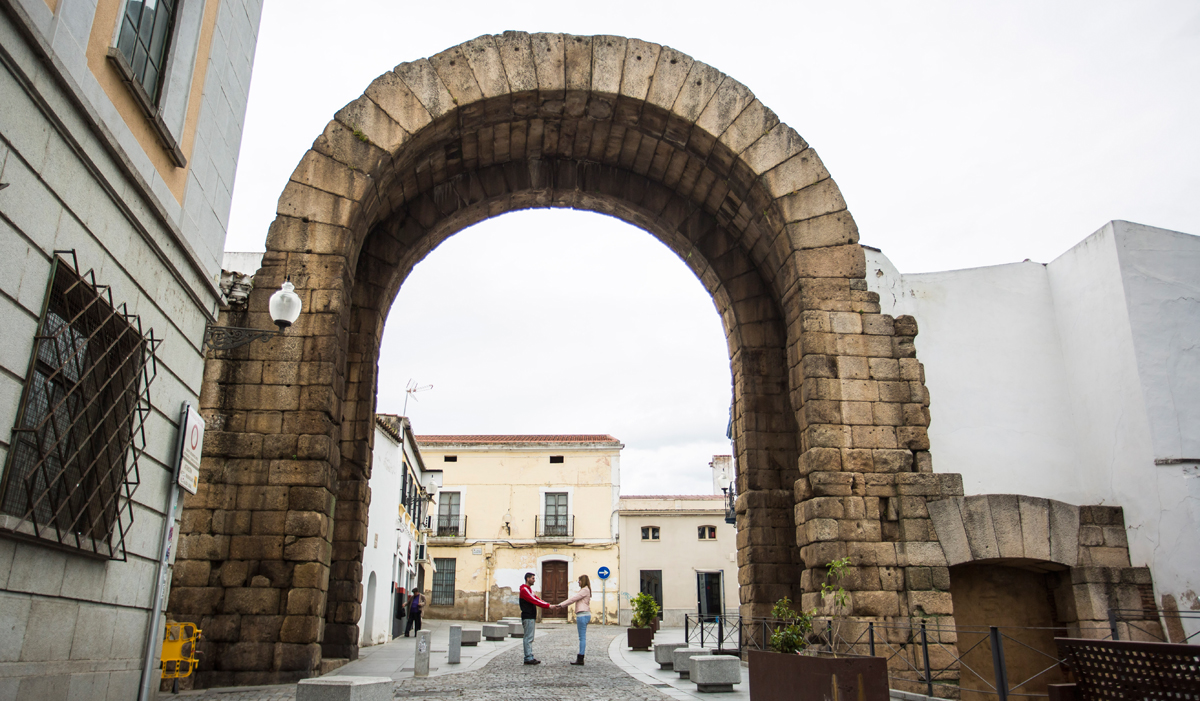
[535,514,574,542]
[429,515,466,544]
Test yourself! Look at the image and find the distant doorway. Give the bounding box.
[697,571,723,622]
[640,570,664,620]
[542,560,568,618]
[364,572,377,642]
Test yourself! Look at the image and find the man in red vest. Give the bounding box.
[519,572,556,664]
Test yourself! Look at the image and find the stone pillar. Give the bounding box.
[448,625,462,665]
[414,630,431,677]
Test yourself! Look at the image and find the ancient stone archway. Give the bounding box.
[172,33,957,687]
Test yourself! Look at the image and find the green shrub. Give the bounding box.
[768,596,814,654]
[630,592,660,628]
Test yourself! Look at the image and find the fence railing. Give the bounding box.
[535,514,573,539]
[433,515,465,538]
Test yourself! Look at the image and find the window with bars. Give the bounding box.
[114,0,179,105]
[432,558,456,605]
[0,255,158,559]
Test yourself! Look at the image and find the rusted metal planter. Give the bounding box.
[748,649,888,701]
[628,627,655,651]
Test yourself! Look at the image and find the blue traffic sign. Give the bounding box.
[597,566,611,580]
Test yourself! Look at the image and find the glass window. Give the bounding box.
[641,526,660,540]
[544,492,568,536]
[698,525,717,540]
[0,256,158,558]
[115,0,178,104]
[437,492,460,536]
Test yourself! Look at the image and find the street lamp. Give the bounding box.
[201,279,303,353]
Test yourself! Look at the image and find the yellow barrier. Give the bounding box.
[161,622,202,679]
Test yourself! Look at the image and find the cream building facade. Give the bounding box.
[418,435,622,624]
[618,494,739,626]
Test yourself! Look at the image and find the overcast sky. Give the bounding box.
[224,1,1200,495]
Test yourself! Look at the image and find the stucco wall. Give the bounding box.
[0,1,261,697]
[865,220,1200,632]
[420,442,621,623]
[617,497,738,626]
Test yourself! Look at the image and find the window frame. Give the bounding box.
[0,254,159,560]
[698,525,718,540]
[431,558,456,605]
[641,525,660,541]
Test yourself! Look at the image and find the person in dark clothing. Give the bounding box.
[404,590,426,637]
[519,572,554,664]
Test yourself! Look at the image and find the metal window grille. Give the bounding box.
[0,253,158,559]
[432,558,456,605]
[115,0,178,104]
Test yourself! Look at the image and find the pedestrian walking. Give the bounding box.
[404,590,426,637]
[556,574,593,666]
[519,572,553,664]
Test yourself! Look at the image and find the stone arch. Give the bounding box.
[176,32,945,687]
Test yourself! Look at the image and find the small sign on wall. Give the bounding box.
[472,547,482,555]
[178,405,204,494]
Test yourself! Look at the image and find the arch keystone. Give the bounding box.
[461,35,510,99]
[495,32,537,93]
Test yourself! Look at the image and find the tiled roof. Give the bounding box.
[621,495,725,500]
[414,434,621,445]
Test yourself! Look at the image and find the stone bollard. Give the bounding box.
[654,642,688,669]
[414,630,432,677]
[448,625,462,665]
[297,676,392,701]
[461,629,482,646]
[672,647,709,680]
[691,656,742,693]
[508,622,524,638]
[482,624,508,641]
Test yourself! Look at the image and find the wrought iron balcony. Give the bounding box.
[724,483,737,525]
[430,515,466,543]
[535,514,574,541]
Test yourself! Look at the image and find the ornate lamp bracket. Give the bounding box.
[201,325,280,353]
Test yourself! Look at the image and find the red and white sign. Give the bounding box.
[178,406,204,495]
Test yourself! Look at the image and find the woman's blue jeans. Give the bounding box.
[575,612,591,655]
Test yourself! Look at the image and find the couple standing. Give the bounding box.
[518,572,593,666]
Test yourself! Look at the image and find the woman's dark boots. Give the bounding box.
[571,655,585,666]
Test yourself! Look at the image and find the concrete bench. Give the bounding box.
[482,624,509,641]
[654,642,688,669]
[508,622,524,638]
[461,629,482,646]
[297,675,392,701]
[672,647,710,679]
[691,656,742,693]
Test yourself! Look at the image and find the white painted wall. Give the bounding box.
[866,220,1200,629]
[360,423,402,647]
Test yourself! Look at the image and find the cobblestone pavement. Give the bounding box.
[161,626,669,700]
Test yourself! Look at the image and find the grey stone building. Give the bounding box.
[0,0,262,698]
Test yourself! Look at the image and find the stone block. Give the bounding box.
[224,588,281,615]
[508,621,524,637]
[673,647,709,679]
[961,496,999,561]
[296,676,392,701]
[448,625,462,665]
[852,591,899,617]
[461,628,481,646]
[872,449,913,473]
[692,655,742,692]
[1049,500,1080,567]
[482,624,508,641]
[655,642,688,668]
[987,495,1025,559]
[902,542,948,567]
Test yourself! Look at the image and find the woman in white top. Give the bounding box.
[555,574,592,665]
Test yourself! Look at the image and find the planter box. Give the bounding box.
[748,649,888,701]
[628,627,655,651]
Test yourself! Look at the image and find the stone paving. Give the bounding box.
[158,625,670,700]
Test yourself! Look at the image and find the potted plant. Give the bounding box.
[748,558,888,701]
[627,592,660,651]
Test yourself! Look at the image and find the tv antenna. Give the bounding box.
[403,379,433,415]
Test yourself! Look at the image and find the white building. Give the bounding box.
[0,0,261,698]
[618,457,739,626]
[359,415,438,646]
[866,220,1199,637]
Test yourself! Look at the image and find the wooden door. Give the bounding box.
[542,561,568,618]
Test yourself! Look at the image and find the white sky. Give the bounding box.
[224,1,1200,495]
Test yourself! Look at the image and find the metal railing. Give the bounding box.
[434,514,466,538]
[535,514,573,539]
[1109,608,1200,643]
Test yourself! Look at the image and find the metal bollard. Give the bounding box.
[414,630,432,677]
[448,625,462,665]
[990,626,1009,701]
